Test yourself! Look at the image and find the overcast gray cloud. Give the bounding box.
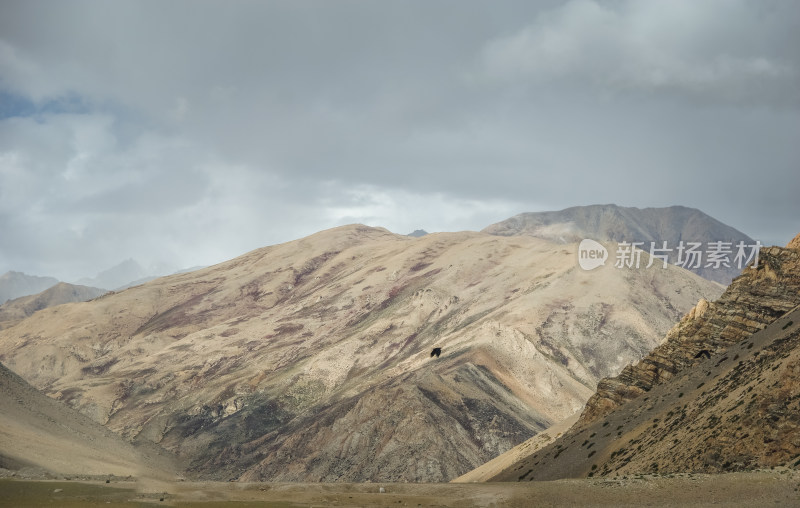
[0,0,798,281]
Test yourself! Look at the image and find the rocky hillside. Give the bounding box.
[483,205,754,284]
[0,282,107,329]
[0,271,59,304]
[0,225,721,482]
[489,234,800,481]
[580,239,800,424]
[0,361,176,477]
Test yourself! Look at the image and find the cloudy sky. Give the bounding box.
[1,0,798,281]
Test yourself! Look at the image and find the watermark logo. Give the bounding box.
[578,239,761,271]
[578,239,609,271]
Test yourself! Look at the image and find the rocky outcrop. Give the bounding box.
[490,304,800,481]
[787,232,800,251]
[580,239,800,424]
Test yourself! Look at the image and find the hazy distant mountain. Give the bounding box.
[488,234,800,481]
[407,229,428,237]
[0,282,107,328]
[76,259,180,290]
[0,361,176,477]
[483,205,754,285]
[0,225,721,482]
[0,271,59,304]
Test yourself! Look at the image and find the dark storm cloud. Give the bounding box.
[0,0,798,280]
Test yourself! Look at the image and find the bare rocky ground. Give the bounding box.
[486,234,800,485]
[2,470,799,507]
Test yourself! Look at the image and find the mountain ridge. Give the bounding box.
[0,224,722,482]
[0,282,107,329]
[0,271,59,304]
[483,205,754,284]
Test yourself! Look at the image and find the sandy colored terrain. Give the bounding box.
[0,361,177,479]
[453,411,580,483]
[2,471,800,507]
[0,282,106,329]
[0,225,722,482]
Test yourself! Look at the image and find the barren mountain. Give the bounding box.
[0,282,107,329]
[490,234,800,481]
[483,205,754,284]
[0,271,59,304]
[76,259,180,291]
[0,361,176,478]
[0,225,721,482]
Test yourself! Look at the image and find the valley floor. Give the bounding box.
[1,470,799,507]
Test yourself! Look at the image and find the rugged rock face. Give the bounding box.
[491,305,800,481]
[488,234,800,481]
[483,205,754,284]
[787,232,800,251]
[580,241,800,424]
[0,225,721,482]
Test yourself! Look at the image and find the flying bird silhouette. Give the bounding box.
[431,347,442,358]
[694,349,711,359]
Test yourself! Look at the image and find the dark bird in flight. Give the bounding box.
[430,347,442,358]
[694,349,711,359]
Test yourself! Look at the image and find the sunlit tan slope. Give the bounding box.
[0,225,721,481]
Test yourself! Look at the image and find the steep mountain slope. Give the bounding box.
[483,205,754,284]
[0,362,176,477]
[0,225,721,482]
[0,271,59,304]
[0,282,107,329]
[581,241,800,424]
[490,235,800,481]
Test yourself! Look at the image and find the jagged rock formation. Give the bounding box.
[0,282,107,329]
[0,226,721,482]
[483,205,754,284]
[581,239,800,424]
[488,233,800,481]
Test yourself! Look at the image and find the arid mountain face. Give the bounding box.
[0,282,107,329]
[0,361,175,477]
[0,271,59,304]
[0,225,721,482]
[490,235,800,481]
[483,205,754,285]
[580,241,800,424]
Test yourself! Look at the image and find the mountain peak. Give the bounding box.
[0,271,59,304]
[483,205,753,285]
